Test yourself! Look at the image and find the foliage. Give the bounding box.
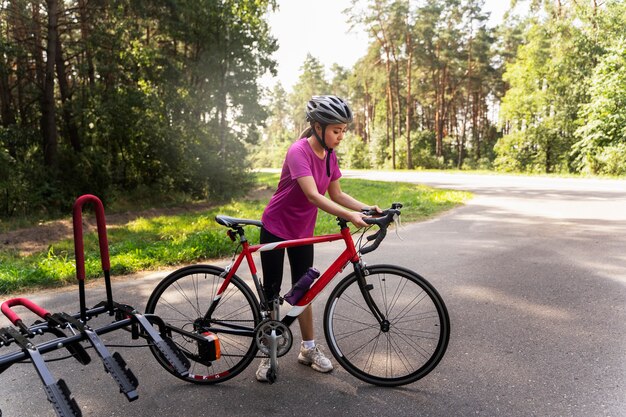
[336,133,372,169]
[496,0,626,175]
[0,0,278,218]
[573,39,626,175]
[249,0,504,172]
[246,0,626,178]
[248,84,294,168]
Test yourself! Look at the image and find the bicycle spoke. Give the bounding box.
[325,266,449,386]
[398,330,435,360]
[385,331,415,375]
[390,291,430,327]
[146,266,259,384]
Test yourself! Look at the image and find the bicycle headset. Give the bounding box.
[306,95,353,177]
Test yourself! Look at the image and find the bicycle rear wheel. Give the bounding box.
[145,265,260,384]
[324,264,449,386]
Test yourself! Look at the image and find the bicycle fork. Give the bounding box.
[354,261,389,328]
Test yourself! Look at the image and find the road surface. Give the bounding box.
[1,171,624,417]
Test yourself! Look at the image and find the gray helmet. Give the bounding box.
[306,95,353,125]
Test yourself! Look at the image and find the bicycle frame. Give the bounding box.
[209,222,370,330]
[147,204,450,387]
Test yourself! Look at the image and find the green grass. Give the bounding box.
[0,174,471,295]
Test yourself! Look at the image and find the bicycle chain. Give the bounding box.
[210,319,291,359]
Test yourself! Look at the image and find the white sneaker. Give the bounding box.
[298,343,333,373]
[255,358,274,382]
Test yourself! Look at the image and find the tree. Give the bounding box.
[347,0,404,168]
[574,40,626,175]
[288,54,330,135]
[250,83,293,168]
[0,0,278,216]
[496,0,617,174]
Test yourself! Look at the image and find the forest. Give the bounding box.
[254,0,626,176]
[1,0,625,218]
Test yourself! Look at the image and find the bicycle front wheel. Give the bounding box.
[145,265,261,384]
[324,264,450,386]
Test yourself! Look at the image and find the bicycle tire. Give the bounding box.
[145,264,261,384]
[323,264,450,387]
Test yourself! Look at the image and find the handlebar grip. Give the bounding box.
[360,227,387,255]
[366,229,382,242]
[1,298,51,326]
[358,206,401,255]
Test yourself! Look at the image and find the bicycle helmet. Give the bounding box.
[306,95,353,177]
[306,95,353,125]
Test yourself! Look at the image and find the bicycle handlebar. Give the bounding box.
[359,203,402,255]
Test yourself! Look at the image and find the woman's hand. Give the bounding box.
[347,211,369,228]
[360,205,382,215]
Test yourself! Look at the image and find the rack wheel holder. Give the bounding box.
[0,194,190,417]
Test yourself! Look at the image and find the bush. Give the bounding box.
[596,143,626,175]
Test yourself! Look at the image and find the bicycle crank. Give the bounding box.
[254,320,292,357]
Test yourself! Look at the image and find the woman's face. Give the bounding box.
[317,123,348,149]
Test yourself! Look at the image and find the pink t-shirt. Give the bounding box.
[262,138,342,239]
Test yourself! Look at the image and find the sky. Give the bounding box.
[262,0,521,91]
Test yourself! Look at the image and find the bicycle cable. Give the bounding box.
[354,225,374,252]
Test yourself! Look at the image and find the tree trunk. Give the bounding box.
[458,36,473,169]
[77,0,95,88]
[373,5,396,169]
[434,64,447,158]
[40,0,59,167]
[405,20,413,169]
[382,48,395,168]
[0,55,15,128]
[55,31,81,152]
[473,90,480,159]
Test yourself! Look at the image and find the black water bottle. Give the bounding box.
[283,267,320,305]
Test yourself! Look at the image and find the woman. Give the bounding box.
[257,95,380,382]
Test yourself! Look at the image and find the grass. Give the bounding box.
[0,173,471,295]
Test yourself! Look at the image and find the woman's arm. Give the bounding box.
[327,180,379,212]
[296,176,369,227]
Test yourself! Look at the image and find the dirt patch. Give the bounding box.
[0,185,274,256]
[243,184,274,203]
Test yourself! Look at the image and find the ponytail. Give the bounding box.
[299,126,313,139]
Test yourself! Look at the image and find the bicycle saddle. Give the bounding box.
[215,215,263,228]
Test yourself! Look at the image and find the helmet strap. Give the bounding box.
[312,124,332,177]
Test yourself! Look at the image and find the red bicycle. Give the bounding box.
[145,203,450,386]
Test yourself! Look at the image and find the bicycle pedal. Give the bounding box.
[45,378,82,417]
[267,368,277,384]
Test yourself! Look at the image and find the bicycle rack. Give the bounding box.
[0,194,190,417]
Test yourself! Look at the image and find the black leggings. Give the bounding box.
[260,227,313,302]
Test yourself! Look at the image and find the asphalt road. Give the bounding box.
[1,171,625,417]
